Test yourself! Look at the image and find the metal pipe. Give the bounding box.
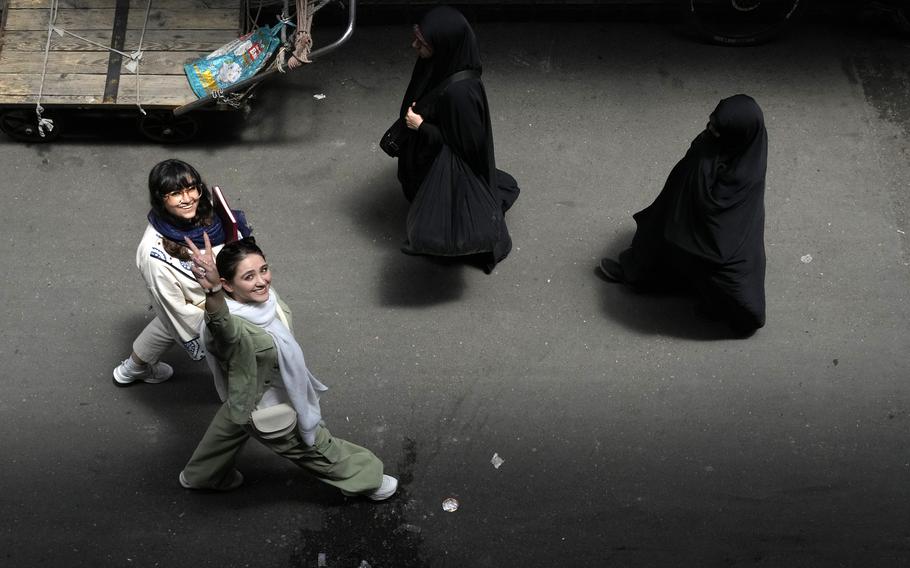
[308,0,356,60]
[173,0,356,117]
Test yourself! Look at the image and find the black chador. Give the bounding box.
[602,94,768,334]
[396,6,519,272]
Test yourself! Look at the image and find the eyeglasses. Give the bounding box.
[163,187,201,202]
[412,25,432,52]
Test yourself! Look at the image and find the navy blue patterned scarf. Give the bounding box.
[147,210,252,248]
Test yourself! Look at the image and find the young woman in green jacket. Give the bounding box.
[178,234,397,500]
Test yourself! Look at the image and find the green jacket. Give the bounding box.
[206,297,293,425]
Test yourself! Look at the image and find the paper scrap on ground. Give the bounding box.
[491,452,505,469]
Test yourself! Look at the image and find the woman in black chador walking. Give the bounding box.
[600,94,767,336]
[395,6,519,273]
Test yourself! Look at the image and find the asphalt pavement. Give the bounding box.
[1,14,909,568]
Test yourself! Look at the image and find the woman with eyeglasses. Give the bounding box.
[113,159,252,386]
[395,6,520,273]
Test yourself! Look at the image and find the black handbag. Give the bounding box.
[379,69,480,158]
[379,118,408,157]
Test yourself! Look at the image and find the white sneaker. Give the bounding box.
[343,475,398,501]
[179,469,244,491]
[112,360,173,386]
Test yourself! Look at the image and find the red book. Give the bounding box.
[212,185,240,243]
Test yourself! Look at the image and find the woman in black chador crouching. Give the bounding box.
[600,94,767,336]
[395,6,520,273]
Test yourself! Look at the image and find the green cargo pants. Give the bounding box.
[181,403,384,494]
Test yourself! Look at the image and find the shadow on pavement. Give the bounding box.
[380,254,469,307]
[344,166,468,307]
[17,108,248,147]
[111,314,215,403]
[115,365,371,505]
[1,76,319,148]
[288,437,428,568]
[594,236,740,341]
[597,275,735,341]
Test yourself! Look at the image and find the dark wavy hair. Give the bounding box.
[148,159,214,226]
[216,237,266,285]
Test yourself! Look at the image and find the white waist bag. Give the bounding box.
[250,403,297,439]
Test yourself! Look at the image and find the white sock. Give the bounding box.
[122,357,147,375]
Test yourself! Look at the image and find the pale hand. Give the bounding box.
[405,103,423,130]
[184,232,221,291]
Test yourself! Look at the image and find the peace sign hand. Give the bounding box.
[184,232,221,291]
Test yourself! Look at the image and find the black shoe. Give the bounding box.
[598,258,625,283]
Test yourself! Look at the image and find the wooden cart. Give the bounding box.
[0,0,355,142]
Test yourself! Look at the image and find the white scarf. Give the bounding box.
[204,290,328,446]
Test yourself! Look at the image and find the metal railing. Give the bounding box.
[173,0,357,117]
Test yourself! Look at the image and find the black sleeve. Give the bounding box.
[417,122,444,156]
[436,80,492,181]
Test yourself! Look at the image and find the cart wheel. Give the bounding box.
[138,111,199,143]
[685,0,803,46]
[891,6,910,34]
[0,108,63,142]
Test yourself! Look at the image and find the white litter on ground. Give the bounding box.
[442,497,459,512]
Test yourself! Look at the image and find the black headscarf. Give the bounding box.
[398,6,496,191]
[665,94,767,263]
[396,7,519,265]
[620,94,767,329]
[399,7,483,118]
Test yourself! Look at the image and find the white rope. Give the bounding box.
[276,46,288,73]
[131,0,154,115]
[35,0,319,127]
[52,27,133,58]
[35,0,60,138]
[36,0,154,123]
[312,0,332,12]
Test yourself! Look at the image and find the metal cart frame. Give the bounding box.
[0,0,356,142]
